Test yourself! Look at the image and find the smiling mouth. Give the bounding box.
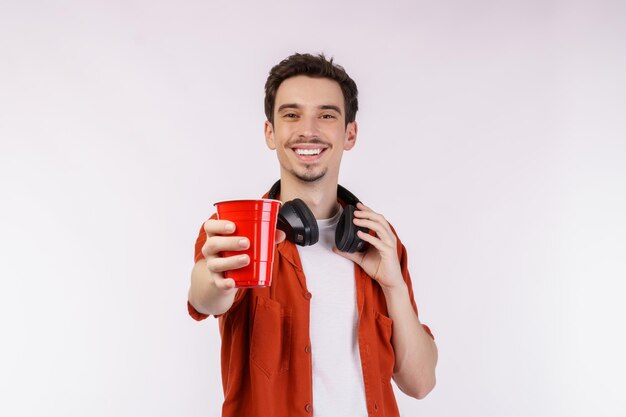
[294,148,323,155]
[291,147,328,160]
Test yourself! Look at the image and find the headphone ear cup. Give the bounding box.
[335,205,368,253]
[277,198,319,246]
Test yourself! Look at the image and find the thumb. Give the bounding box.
[332,246,361,264]
[275,229,286,244]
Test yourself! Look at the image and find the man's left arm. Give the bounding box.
[382,279,438,399]
[333,202,438,399]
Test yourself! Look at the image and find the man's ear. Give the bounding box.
[264,120,276,150]
[344,121,358,151]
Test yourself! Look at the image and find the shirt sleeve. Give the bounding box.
[393,225,435,340]
[188,220,211,321]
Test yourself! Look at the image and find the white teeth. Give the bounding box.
[295,148,322,155]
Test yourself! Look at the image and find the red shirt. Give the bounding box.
[188,201,433,417]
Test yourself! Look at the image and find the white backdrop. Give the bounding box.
[1,1,625,416]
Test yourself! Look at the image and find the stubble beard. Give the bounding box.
[290,166,328,183]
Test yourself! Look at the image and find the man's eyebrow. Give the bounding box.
[277,103,343,115]
[319,105,342,114]
[277,103,301,112]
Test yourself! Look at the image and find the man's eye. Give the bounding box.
[321,114,336,119]
[284,113,298,118]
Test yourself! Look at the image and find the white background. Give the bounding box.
[1,1,625,416]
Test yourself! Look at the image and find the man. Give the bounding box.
[188,53,438,417]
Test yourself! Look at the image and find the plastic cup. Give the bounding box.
[213,199,282,287]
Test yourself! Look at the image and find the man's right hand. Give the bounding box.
[188,218,286,316]
[202,219,251,290]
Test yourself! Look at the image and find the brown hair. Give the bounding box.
[264,53,358,126]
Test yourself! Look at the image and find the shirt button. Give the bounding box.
[303,291,312,300]
[304,345,311,353]
[305,403,313,413]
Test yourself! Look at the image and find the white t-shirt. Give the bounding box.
[296,206,369,417]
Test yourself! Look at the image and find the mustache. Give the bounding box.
[287,138,329,147]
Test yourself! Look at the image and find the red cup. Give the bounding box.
[213,199,282,287]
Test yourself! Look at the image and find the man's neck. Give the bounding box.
[278,175,340,220]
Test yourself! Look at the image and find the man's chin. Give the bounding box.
[292,168,327,183]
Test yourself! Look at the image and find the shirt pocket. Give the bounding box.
[250,296,292,379]
[375,311,395,380]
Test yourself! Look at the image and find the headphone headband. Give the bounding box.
[268,180,360,206]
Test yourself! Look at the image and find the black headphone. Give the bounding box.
[268,180,368,253]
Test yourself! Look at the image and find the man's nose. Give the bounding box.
[298,116,320,139]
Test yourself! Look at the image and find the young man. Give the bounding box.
[188,53,438,417]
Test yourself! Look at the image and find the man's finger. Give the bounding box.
[202,236,250,258]
[352,217,396,247]
[204,219,236,236]
[206,254,250,273]
[356,229,385,251]
[356,202,373,212]
[213,276,237,291]
[354,204,395,237]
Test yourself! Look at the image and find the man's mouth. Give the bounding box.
[290,144,328,161]
[294,148,323,156]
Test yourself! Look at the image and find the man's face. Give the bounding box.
[265,75,357,183]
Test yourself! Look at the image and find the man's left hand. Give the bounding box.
[333,202,405,290]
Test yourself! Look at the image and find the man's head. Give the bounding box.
[264,54,359,185]
[264,53,359,126]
